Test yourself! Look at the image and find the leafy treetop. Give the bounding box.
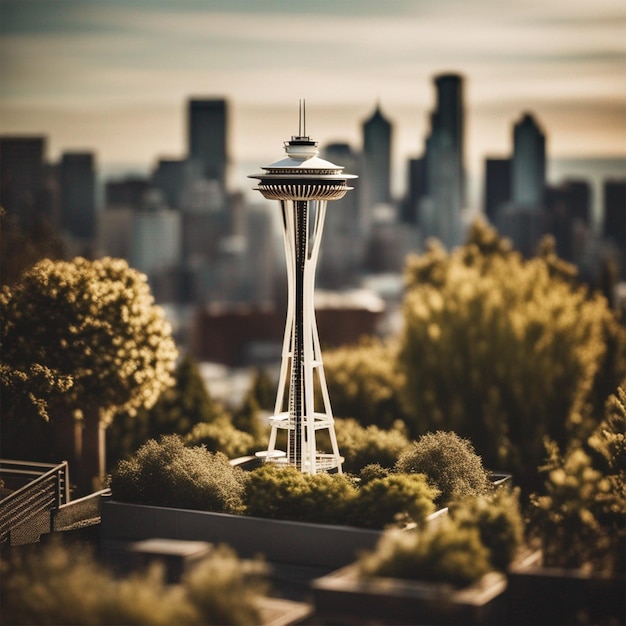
[1,257,178,421]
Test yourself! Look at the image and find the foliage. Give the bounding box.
[1,256,177,422]
[322,336,405,429]
[352,473,438,530]
[0,538,265,626]
[395,431,492,507]
[358,463,390,485]
[400,219,625,489]
[230,385,270,450]
[450,488,524,570]
[185,417,258,459]
[244,464,357,525]
[179,544,267,626]
[109,435,248,514]
[107,353,219,466]
[334,417,410,473]
[246,368,276,411]
[357,518,492,588]
[530,384,626,574]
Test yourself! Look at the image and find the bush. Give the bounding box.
[335,418,411,473]
[0,539,266,625]
[109,435,248,513]
[181,544,267,626]
[357,518,492,588]
[400,220,626,491]
[244,464,357,525]
[322,337,406,429]
[530,384,626,574]
[186,416,257,459]
[358,463,390,485]
[352,473,438,529]
[451,488,524,570]
[395,431,492,507]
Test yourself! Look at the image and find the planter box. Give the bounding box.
[102,499,390,569]
[507,556,625,625]
[311,565,507,625]
[101,499,448,570]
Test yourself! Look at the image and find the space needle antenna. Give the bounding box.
[298,99,306,137]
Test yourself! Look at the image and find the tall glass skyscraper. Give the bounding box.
[188,98,228,190]
[419,73,465,249]
[512,112,546,208]
[362,103,392,207]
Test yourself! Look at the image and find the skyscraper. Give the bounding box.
[496,112,547,257]
[484,158,512,223]
[512,112,546,208]
[419,73,465,249]
[0,136,47,225]
[249,112,356,474]
[188,98,228,191]
[362,103,392,207]
[59,151,96,240]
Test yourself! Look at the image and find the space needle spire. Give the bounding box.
[249,103,357,474]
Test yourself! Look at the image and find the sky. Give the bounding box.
[1,0,625,195]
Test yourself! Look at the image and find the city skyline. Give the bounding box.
[1,0,624,188]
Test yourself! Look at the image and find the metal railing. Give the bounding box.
[0,459,70,544]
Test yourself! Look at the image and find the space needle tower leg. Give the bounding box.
[250,104,357,474]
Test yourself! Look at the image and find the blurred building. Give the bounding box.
[0,135,52,225]
[484,157,511,224]
[188,98,228,192]
[318,142,365,287]
[603,179,626,278]
[512,112,546,208]
[362,103,392,208]
[496,112,547,257]
[418,73,465,249]
[59,151,96,240]
[151,158,187,209]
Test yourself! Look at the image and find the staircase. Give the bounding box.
[0,459,109,545]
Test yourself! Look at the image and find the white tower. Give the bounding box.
[249,106,356,474]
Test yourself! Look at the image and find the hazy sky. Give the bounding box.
[1,0,625,187]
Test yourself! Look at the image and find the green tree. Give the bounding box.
[246,368,276,411]
[322,336,405,429]
[530,383,626,574]
[400,219,625,490]
[107,353,218,466]
[1,257,178,489]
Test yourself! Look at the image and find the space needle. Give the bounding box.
[249,102,357,474]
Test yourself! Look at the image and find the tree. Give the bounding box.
[322,336,405,429]
[400,219,626,491]
[107,353,218,466]
[1,257,178,490]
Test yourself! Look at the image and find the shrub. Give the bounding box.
[322,337,406,429]
[358,463,390,485]
[186,416,257,459]
[530,384,626,574]
[244,464,357,525]
[352,473,438,530]
[395,431,492,507]
[400,220,626,491]
[335,418,411,473]
[451,488,524,570]
[182,544,267,626]
[357,518,491,588]
[0,539,265,626]
[109,435,247,513]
